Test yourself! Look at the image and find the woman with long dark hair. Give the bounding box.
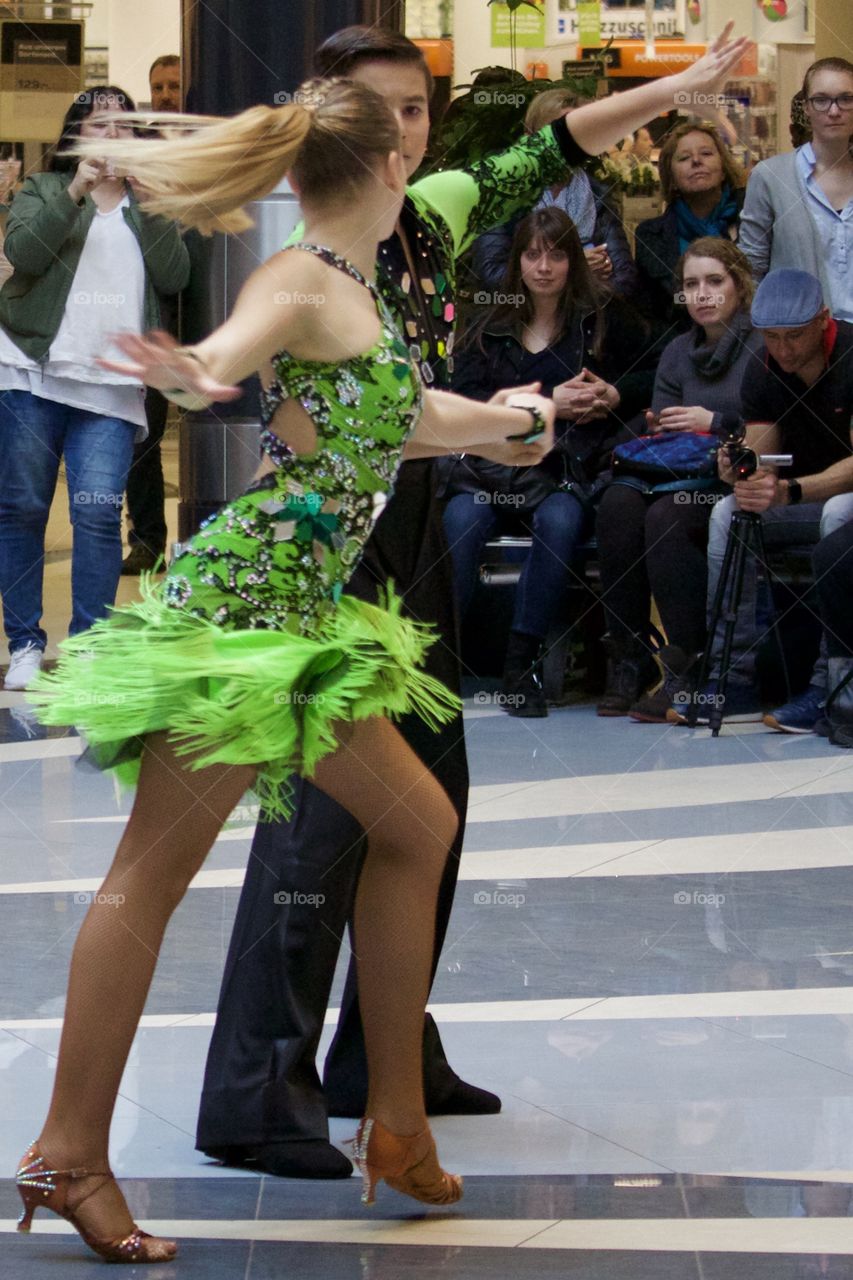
[445,206,653,715]
[0,87,189,690]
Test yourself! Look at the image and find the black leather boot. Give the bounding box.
[501,629,547,717]
[596,632,657,717]
[629,645,701,723]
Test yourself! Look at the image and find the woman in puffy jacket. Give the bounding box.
[0,87,189,690]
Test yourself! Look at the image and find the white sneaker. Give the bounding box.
[5,642,44,690]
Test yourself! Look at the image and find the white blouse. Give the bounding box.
[0,195,148,436]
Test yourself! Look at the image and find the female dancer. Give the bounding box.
[17,80,555,1263]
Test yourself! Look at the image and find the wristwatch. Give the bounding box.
[786,478,803,504]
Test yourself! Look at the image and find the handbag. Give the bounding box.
[611,429,719,493]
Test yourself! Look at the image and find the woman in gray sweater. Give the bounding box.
[595,238,762,720]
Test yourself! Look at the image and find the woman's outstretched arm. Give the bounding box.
[97,249,328,403]
[566,24,750,155]
[406,387,555,460]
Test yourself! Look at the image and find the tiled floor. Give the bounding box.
[2,442,853,1275]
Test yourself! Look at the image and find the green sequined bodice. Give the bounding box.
[163,244,422,634]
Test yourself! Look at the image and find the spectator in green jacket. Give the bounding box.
[0,87,190,690]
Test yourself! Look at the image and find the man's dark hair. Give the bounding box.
[313,25,434,101]
[149,54,180,79]
[49,86,138,173]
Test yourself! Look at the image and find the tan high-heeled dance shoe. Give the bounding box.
[16,1142,178,1263]
[352,1118,463,1207]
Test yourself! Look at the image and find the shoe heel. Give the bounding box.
[360,1165,379,1207]
[353,1118,378,1205]
[17,1189,35,1232]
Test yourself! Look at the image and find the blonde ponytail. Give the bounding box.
[74,104,311,234]
[72,79,400,236]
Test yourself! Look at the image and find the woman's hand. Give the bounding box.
[585,244,612,281]
[672,23,751,107]
[656,405,715,433]
[126,174,154,203]
[67,157,108,204]
[554,370,618,422]
[97,330,241,406]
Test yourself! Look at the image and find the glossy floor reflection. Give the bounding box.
[2,448,853,1274]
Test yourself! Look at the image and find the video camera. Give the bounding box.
[715,415,792,480]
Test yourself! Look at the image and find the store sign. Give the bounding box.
[1,22,81,92]
[0,21,83,140]
[554,1,685,41]
[581,41,708,76]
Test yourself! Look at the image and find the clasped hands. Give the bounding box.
[552,369,619,423]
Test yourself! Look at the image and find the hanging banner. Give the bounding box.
[491,0,547,48]
[576,1,602,48]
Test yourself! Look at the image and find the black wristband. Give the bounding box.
[507,405,547,444]
[787,478,803,504]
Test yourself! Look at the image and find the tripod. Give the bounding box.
[689,510,768,736]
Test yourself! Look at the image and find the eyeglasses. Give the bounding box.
[806,93,853,113]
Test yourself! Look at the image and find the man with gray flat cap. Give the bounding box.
[679,269,853,727]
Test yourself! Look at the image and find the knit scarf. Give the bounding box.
[688,310,753,378]
[675,185,740,253]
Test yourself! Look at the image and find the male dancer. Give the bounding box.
[196,23,749,1178]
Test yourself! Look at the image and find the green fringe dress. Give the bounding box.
[28,245,460,818]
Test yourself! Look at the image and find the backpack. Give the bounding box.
[611,429,719,493]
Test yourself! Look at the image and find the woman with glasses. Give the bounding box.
[740,57,853,321]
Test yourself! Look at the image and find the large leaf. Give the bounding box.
[487,0,542,10]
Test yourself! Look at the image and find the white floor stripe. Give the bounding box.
[467,758,853,822]
[0,737,80,764]
[6,819,853,896]
[2,1216,851,1253]
[34,756,853,828]
[4,986,853,1033]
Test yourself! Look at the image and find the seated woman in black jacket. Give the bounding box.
[443,207,654,717]
[635,122,744,333]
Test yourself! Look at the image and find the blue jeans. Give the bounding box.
[0,390,136,653]
[706,492,853,687]
[443,489,589,639]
